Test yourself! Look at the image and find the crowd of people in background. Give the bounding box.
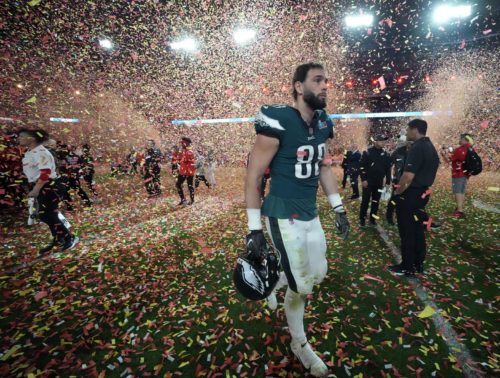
[0,120,486,262]
[340,128,483,234]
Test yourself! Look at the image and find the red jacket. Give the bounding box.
[171,151,181,165]
[450,144,471,178]
[179,148,196,176]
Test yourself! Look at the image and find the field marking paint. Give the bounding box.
[472,199,500,214]
[375,224,483,378]
[1,194,240,276]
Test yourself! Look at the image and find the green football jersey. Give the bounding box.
[254,104,335,221]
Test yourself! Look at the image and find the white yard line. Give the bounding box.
[472,199,500,214]
[376,224,483,378]
[2,194,242,275]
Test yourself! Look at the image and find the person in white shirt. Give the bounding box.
[18,128,79,254]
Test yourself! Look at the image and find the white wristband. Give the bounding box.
[328,193,344,213]
[247,208,262,230]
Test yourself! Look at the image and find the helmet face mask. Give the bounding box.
[233,242,281,301]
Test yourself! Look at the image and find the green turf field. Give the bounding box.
[1,169,498,377]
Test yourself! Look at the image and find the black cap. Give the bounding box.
[373,134,389,141]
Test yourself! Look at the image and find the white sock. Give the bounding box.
[275,271,288,291]
[284,287,307,344]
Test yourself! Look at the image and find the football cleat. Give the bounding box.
[291,340,328,377]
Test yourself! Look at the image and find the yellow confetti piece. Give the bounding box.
[372,214,380,219]
[68,265,78,273]
[487,187,499,192]
[28,0,41,5]
[418,305,436,318]
[25,96,37,104]
[178,361,190,368]
[0,345,21,361]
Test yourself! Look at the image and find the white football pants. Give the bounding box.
[265,216,327,343]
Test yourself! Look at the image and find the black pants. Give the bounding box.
[129,163,138,175]
[348,171,359,197]
[144,166,161,195]
[341,169,348,189]
[59,176,91,207]
[396,187,430,271]
[171,164,179,177]
[83,171,97,196]
[38,182,70,243]
[176,175,194,202]
[360,182,383,221]
[195,174,210,188]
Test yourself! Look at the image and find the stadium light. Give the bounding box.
[99,38,114,50]
[233,28,256,45]
[432,5,472,24]
[170,37,198,52]
[345,14,374,28]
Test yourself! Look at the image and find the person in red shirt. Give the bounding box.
[176,137,196,205]
[445,133,473,217]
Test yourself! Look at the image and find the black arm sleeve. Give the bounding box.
[404,145,423,174]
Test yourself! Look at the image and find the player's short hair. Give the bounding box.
[408,119,427,135]
[292,62,324,100]
[17,128,49,143]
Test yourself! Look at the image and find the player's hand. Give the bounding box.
[245,230,267,262]
[362,180,368,188]
[335,211,350,240]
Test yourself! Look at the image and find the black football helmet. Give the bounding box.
[233,232,281,301]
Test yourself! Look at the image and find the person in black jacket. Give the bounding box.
[346,145,361,200]
[144,139,162,197]
[65,145,92,207]
[386,139,412,225]
[81,144,97,197]
[359,134,391,226]
[390,119,440,276]
[341,149,352,189]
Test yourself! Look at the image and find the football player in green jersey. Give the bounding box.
[244,63,350,377]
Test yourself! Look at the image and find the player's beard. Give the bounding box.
[303,89,326,110]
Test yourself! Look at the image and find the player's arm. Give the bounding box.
[319,145,350,239]
[394,171,415,195]
[245,134,279,228]
[395,146,420,195]
[244,134,278,262]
